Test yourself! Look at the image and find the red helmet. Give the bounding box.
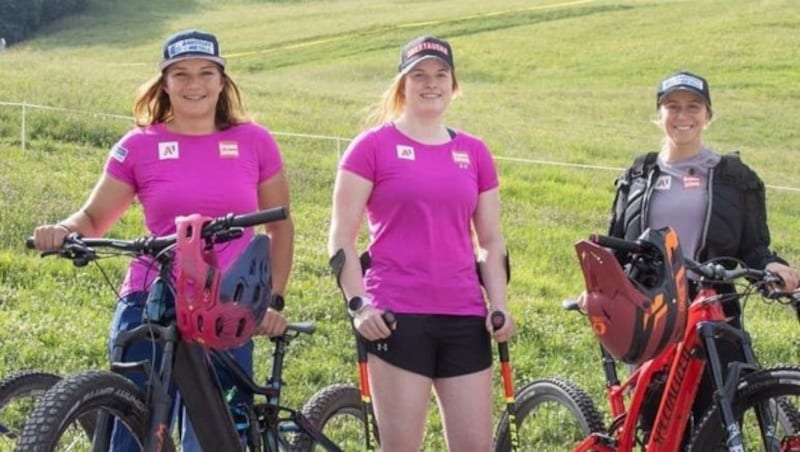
[575,227,688,365]
[175,214,271,350]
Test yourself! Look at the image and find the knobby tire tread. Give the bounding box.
[492,376,605,452]
[15,369,174,452]
[688,365,800,451]
[291,383,369,452]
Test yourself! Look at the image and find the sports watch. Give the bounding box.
[347,296,373,317]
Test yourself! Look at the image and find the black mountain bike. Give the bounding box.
[17,207,368,451]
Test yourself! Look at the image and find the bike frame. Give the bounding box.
[99,272,342,451]
[575,282,769,451]
[34,208,343,452]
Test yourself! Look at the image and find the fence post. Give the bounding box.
[21,101,26,152]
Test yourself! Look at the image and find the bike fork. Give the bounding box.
[700,322,780,451]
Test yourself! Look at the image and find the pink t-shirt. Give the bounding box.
[105,122,283,297]
[341,123,499,316]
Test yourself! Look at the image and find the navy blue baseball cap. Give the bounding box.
[159,29,226,71]
[656,71,711,109]
[398,36,454,74]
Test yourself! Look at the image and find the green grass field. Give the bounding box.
[1,0,799,449]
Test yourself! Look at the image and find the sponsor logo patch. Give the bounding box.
[110,144,128,163]
[683,175,701,189]
[219,141,239,158]
[158,142,179,160]
[654,175,672,190]
[452,150,470,168]
[396,145,415,160]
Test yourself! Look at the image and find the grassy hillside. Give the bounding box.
[1,0,799,449]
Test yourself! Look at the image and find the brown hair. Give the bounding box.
[364,70,460,128]
[133,68,250,129]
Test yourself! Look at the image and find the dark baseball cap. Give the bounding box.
[656,71,711,109]
[159,29,226,71]
[398,36,454,74]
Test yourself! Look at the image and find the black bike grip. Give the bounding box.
[590,234,643,253]
[490,310,506,331]
[231,207,288,228]
[269,294,285,312]
[382,310,396,326]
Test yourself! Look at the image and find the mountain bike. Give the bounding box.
[493,231,800,451]
[16,207,370,451]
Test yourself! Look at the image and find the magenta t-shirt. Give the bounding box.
[105,122,283,297]
[341,123,499,316]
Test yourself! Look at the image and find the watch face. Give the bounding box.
[348,296,363,312]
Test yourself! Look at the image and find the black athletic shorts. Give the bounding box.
[367,314,492,378]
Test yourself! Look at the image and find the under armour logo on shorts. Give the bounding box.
[375,342,389,352]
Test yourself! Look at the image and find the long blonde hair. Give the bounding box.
[133,69,250,129]
[364,70,460,128]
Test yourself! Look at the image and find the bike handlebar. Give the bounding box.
[26,207,288,262]
[590,233,782,284]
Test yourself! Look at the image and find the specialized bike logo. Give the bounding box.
[159,142,180,160]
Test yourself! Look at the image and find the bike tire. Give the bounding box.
[15,369,174,451]
[0,371,62,447]
[291,383,376,452]
[688,365,800,451]
[493,377,605,452]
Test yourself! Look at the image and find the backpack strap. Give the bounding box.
[630,151,659,178]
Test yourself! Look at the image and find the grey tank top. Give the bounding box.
[648,148,721,259]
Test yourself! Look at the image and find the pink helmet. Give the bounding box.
[576,227,688,365]
[175,214,271,350]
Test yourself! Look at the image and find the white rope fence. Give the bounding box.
[2,101,798,193]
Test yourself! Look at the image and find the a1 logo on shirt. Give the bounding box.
[655,175,671,190]
[396,145,415,160]
[158,142,179,160]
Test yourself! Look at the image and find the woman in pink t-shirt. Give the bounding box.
[31,29,294,451]
[328,35,515,451]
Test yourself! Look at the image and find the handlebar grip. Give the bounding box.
[382,310,396,326]
[229,207,288,229]
[270,294,285,312]
[590,234,643,253]
[490,310,506,331]
[25,237,35,249]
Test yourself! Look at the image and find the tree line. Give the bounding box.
[0,0,88,46]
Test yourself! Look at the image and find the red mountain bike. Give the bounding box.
[493,229,800,451]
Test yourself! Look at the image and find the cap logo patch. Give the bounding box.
[661,73,704,92]
[405,41,449,59]
[167,38,215,58]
